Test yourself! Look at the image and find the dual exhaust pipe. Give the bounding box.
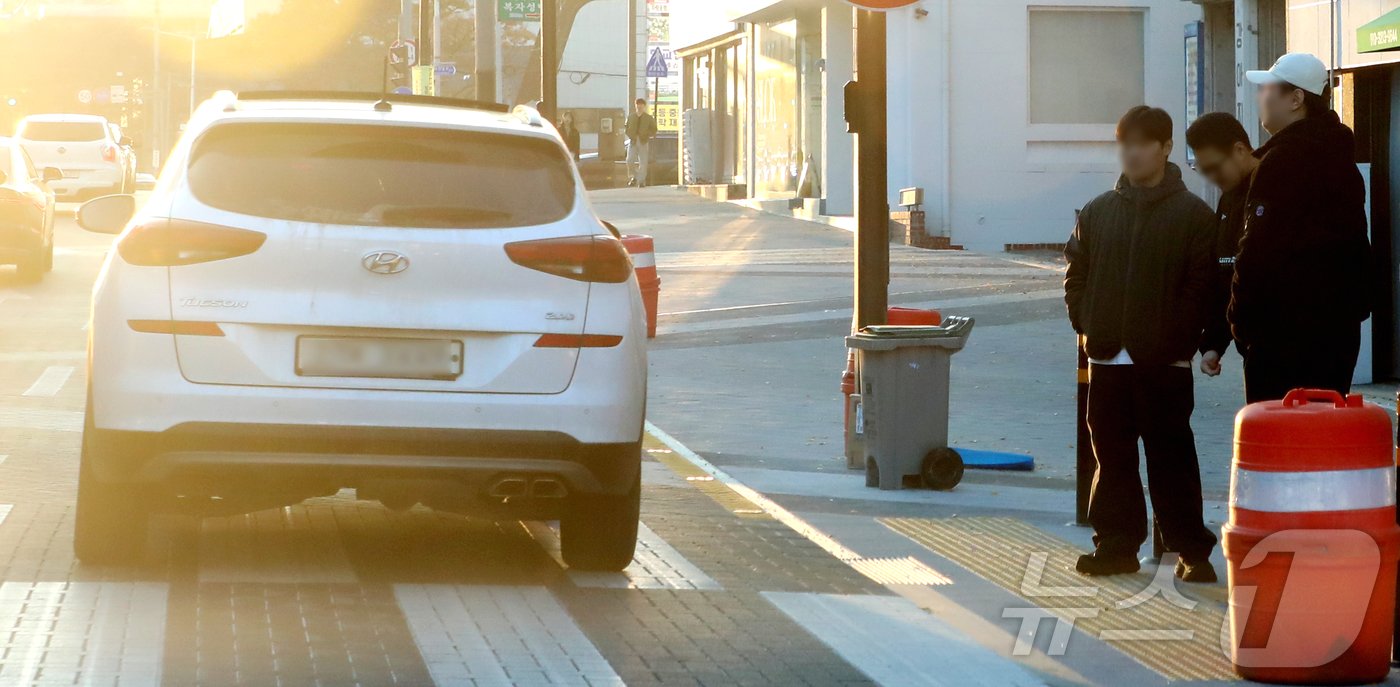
[488,476,568,500]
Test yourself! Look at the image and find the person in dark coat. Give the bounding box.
[1185,112,1258,379]
[1064,106,1219,582]
[558,111,581,160]
[1236,53,1372,403]
[624,98,657,187]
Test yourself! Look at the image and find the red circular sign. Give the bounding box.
[846,0,920,8]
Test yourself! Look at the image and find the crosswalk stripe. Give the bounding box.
[22,365,74,397]
[659,288,1064,336]
[0,407,83,432]
[0,582,168,686]
[394,585,624,686]
[0,351,85,363]
[763,592,1047,687]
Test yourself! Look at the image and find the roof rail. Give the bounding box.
[234,91,511,114]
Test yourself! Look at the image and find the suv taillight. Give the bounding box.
[101,143,118,163]
[504,236,633,283]
[117,219,267,267]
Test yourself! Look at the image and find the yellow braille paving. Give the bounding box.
[643,439,769,519]
[881,516,1236,681]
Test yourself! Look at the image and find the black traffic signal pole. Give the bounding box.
[850,8,889,331]
[475,0,496,102]
[419,0,434,92]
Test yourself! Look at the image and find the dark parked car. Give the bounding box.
[0,137,58,282]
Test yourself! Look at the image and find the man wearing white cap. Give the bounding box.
[1232,53,1372,402]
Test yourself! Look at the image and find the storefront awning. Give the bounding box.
[731,0,826,24]
[1358,7,1400,53]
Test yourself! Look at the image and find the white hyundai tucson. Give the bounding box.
[75,92,648,570]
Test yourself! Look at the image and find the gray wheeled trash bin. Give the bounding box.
[845,317,975,491]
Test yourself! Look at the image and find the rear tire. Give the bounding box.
[74,410,150,564]
[560,457,640,572]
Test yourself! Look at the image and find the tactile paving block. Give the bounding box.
[881,516,1234,681]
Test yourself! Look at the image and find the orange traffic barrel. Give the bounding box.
[620,235,659,338]
[1223,389,1399,684]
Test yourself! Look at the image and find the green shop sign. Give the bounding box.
[499,0,540,21]
[1358,7,1400,53]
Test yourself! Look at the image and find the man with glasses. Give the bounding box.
[1064,106,1218,582]
[1235,53,1371,402]
[1185,113,1257,381]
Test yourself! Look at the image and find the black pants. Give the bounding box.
[1242,323,1361,404]
[1086,364,1217,561]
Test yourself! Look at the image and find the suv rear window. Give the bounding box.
[187,122,576,228]
[19,121,107,142]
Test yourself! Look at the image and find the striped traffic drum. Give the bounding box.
[619,235,659,338]
[1223,389,1399,684]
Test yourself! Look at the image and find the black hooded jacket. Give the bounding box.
[1229,111,1371,346]
[1065,163,1217,366]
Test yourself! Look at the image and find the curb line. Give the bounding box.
[645,421,951,586]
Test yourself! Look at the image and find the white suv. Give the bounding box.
[16,114,128,200]
[75,92,648,570]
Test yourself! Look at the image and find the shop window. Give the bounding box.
[1028,8,1145,125]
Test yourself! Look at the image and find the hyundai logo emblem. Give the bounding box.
[362,250,410,275]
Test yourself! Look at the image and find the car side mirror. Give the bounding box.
[77,194,137,235]
[42,167,62,183]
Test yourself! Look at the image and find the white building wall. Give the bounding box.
[558,0,629,110]
[886,0,1205,252]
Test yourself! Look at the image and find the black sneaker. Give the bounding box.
[1075,550,1141,576]
[1175,557,1218,584]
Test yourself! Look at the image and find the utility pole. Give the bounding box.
[399,0,414,40]
[850,8,889,330]
[151,0,162,171]
[540,0,558,121]
[418,0,434,92]
[475,0,497,101]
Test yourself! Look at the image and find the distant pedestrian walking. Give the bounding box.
[1064,106,1219,583]
[625,97,657,188]
[558,110,581,160]
[1234,53,1372,403]
[1184,112,1258,380]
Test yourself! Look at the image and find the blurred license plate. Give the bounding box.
[296,337,463,380]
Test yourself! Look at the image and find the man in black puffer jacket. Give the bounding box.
[1236,53,1372,402]
[1064,106,1219,582]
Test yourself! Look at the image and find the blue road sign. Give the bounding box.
[435,62,456,77]
[646,48,669,79]
[392,86,413,95]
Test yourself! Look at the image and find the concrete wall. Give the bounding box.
[886,0,1205,252]
[558,0,629,110]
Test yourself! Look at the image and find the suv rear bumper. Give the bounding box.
[88,423,640,498]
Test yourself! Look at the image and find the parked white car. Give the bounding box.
[16,113,128,200]
[75,91,648,570]
[107,122,137,192]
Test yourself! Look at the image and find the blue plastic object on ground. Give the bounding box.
[954,448,1034,471]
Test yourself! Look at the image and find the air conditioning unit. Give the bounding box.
[681,109,713,185]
